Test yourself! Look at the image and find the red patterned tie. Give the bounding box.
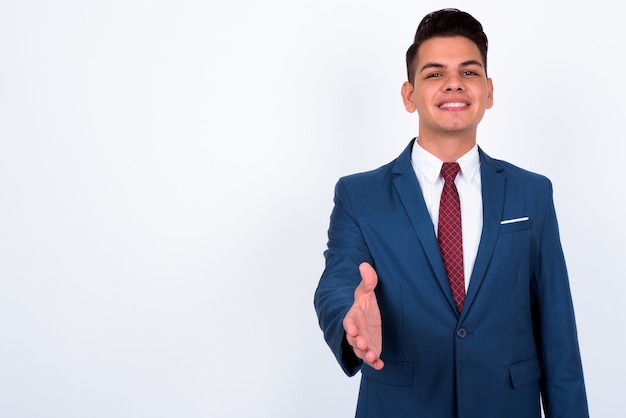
[438,162,465,312]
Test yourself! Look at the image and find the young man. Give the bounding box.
[314,9,589,417]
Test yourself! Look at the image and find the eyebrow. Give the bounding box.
[419,60,484,73]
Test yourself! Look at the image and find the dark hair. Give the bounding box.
[405,8,488,84]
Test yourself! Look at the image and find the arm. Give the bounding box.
[535,183,589,417]
[314,180,383,375]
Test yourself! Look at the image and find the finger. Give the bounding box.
[358,262,378,292]
[345,332,367,352]
[345,334,367,355]
[362,349,384,370]
[364,349,376,363]
[353,335,368,351]
[344,330,358,349]
[349,343,369,362]
[350,344,364,358]
[347,340,384,370]
[370,358,385,370]
[343,314,359,337]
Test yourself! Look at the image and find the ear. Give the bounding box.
[486,77,494,109]
[401,81,416,113]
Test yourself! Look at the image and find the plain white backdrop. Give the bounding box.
[0,1,623,417]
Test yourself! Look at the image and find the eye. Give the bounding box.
[427,72,443,78]
[463,70,477,76]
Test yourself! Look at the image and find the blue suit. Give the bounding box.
[314,140,588,417]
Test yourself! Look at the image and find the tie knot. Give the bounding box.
[441,162,461,182]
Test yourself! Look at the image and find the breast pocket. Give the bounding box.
[499,218,532,233]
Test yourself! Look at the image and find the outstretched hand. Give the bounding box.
[343,262,384,370]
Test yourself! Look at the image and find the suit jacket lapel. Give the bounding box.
[461,148,505,317]
[392,140,459,313]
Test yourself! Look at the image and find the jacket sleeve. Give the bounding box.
[314,179,373,376]
[535,182,589,417]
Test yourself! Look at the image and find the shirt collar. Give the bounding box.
[411,139,481,184]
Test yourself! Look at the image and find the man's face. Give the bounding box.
[402,36,493,139]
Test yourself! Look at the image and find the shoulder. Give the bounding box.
[333,160,397,208]
[480,149,553,192]
[337,140,414,193]
[338,160,395,187]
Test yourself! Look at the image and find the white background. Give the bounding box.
[0,1,623,417]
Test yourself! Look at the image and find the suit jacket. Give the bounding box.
[314,139,588,418]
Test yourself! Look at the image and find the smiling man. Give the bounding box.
[314,8,589,418]
[402,36,493,160]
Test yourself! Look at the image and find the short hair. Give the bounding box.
[405,8,488,84]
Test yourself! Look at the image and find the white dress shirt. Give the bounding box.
[410,140,483,290]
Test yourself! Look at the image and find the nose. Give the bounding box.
[444,75,465,91]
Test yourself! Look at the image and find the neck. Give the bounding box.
[416,133,476,162]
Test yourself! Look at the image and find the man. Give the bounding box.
[314,8,588,418]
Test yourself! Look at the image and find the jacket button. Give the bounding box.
[456,328,467,338]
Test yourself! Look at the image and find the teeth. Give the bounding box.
[440,102,467,108]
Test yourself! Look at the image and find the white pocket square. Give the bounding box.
[500,216,530,225]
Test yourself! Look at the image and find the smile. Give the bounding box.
[439,102,468,109]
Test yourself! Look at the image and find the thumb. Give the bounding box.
[358,262,378,293]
